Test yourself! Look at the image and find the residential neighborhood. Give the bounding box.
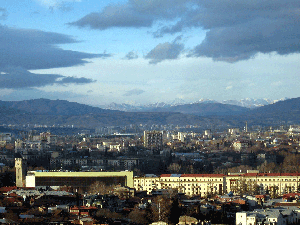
[0,122,299,224]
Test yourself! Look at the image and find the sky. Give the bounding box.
[0,0,300,106]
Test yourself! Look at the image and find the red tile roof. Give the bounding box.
[181,174,224,177]
[0,186,17,193]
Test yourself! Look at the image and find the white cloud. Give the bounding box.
[36,0,81,8]
[271,81,283,86]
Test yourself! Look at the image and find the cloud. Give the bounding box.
[0,8,8,20]
[70,0,300,62]
[124,51,138,60]
[187,0,300,62]
[0,67,94,89]
[123,89,145,96]
[69,0,190,29]
[36,0,81,9]
[145,37,184,64]
[0,25,110,71]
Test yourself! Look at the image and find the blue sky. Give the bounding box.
[0,0,300,106]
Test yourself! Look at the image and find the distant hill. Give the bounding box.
[250,97,300,115]
[0,98,112,116]
[0,99,218,128]
[220,97,300,127]
[0,98,299,129]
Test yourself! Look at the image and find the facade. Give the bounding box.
[135,172,300,197]
[236,208,300,225]
[143,130,163,150]
[227,172,300,195]
[134,174,225,196]
[25,171,134,191]
[15,158,24,187]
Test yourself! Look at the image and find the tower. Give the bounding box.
[15,157,26,187]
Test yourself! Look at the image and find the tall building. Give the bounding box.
[15,157,26,187]
[143,130,163,150]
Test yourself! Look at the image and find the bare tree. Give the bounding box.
[88,181,115,195]
[128,208,149,224]
[151,196,172,223]
[168,163,181,174]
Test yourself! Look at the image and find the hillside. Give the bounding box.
[0,99,111,116]
[0,99,219,128]
[220,97,300,127]
[0,98,299,129]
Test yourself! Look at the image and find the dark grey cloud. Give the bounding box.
[69,0,190,29]
[0,25,110,70]
[70,0,300,62]
[145,37,184,64]
[0,67,94,89]
[124,51,138,60]
[123,89,145,96]
[187,0,300,62]
[0,8,8,20]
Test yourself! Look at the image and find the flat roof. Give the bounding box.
[28,171,133,177]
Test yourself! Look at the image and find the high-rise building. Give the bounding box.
[143,130,163,150]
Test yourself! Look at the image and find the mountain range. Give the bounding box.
[0,97,299,129]
[104,98,288,112]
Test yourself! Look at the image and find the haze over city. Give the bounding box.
[1,0,299,106]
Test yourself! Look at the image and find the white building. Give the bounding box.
[236,208,299,225]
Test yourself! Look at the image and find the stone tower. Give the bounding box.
[15,157,25,187]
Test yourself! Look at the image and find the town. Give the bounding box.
[0,123,300,224]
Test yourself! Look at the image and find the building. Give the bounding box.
[134,174,225,196]
[0,133,12,142]
[25,171,133,191]
[236,208,300,225]
[143,131,163,150]
[15,157,27,187]
[226,172,300,195]
[135,172,300,197]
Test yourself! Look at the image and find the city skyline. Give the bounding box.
[1,0,299,106]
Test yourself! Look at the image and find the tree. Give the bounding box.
[88,181,115,195]
[151,196,172,223]
[128,208,149,224]
[168,197,181,225]
[281,153,300,173]
[246,180,260,195]
[231,177,247,196]
[168,163,181,174]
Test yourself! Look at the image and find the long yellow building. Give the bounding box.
[25,171,134,190]
[134,172,300,197]
[23,170,300,197]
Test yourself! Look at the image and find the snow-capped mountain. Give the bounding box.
[104,98,289,112]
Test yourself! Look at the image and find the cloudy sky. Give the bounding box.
[1,0,299,106]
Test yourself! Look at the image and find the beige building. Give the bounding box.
[135,172,300,197]
[227,172,300,195]
[134,174,225,197]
